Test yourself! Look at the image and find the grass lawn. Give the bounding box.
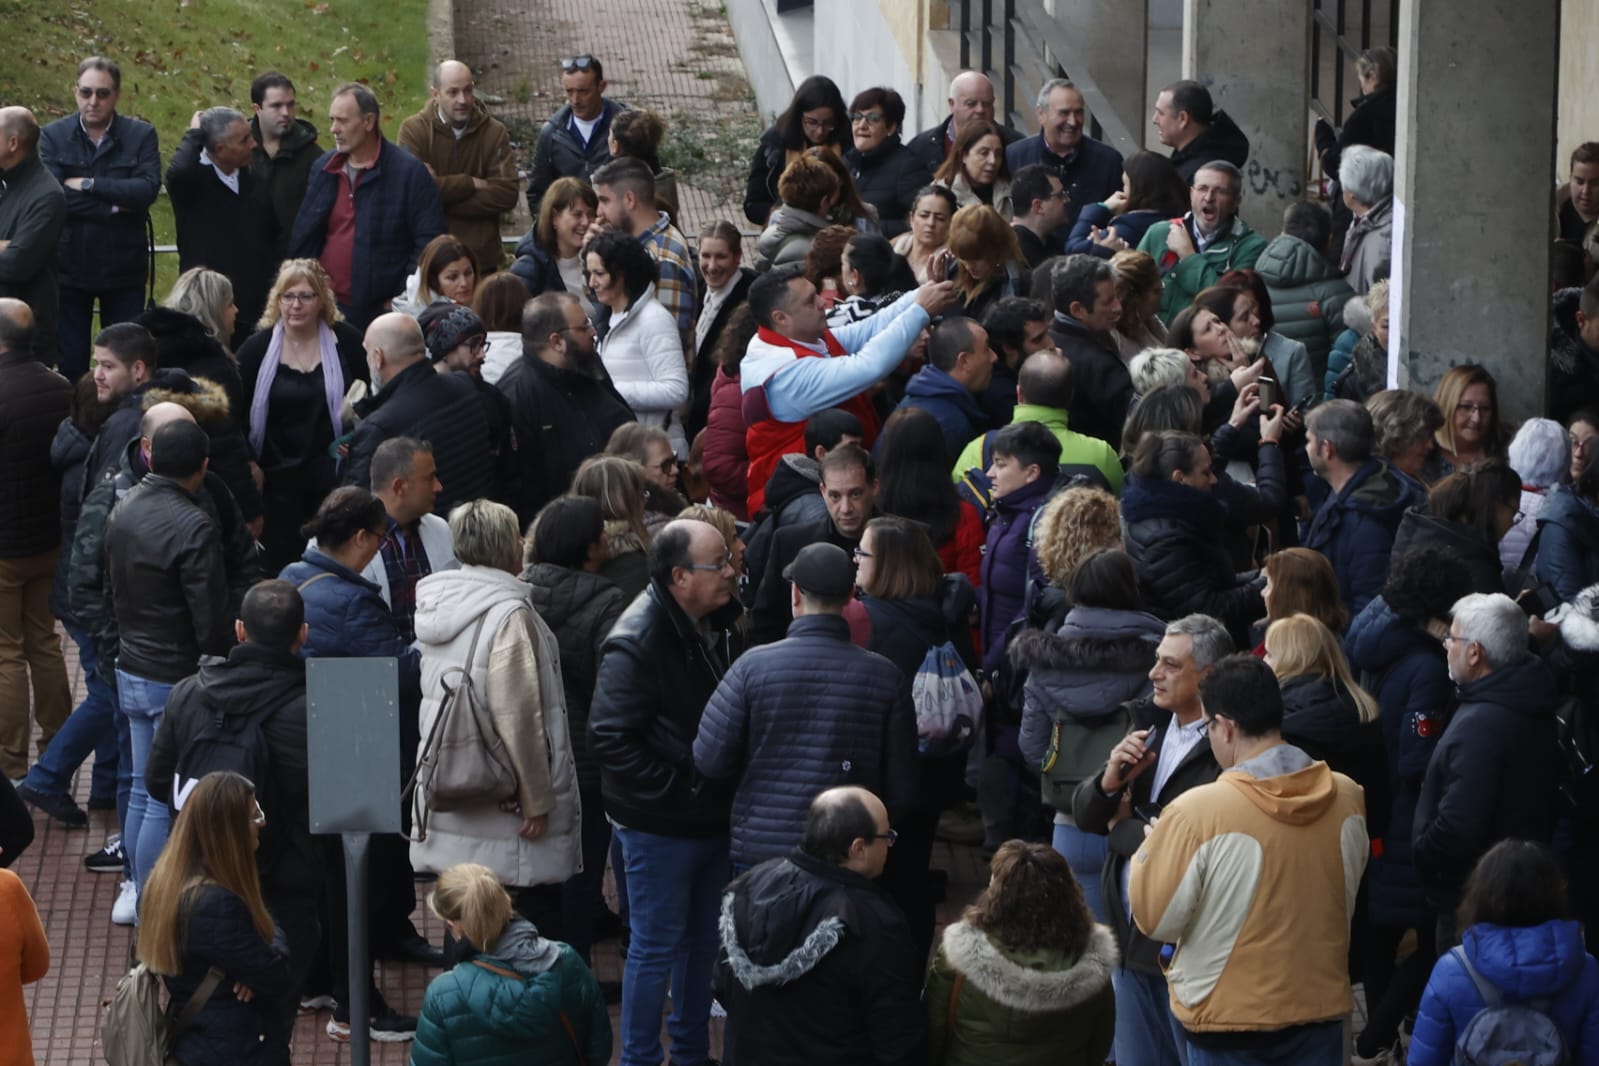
[0,0,432,297]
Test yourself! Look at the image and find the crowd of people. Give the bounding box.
[3,32,1599,1066]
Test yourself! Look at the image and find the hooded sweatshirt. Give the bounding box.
[1130,743,1367,1034]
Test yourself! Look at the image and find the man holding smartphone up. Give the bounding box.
[1072,613,1232,1066]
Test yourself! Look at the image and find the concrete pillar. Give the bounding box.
[1390,0,1557,422]
[1182,0,1311,235]
[1049,0,1147,141]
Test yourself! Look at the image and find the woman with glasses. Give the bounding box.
[606,422,688,537]
[137,770,293,1066]
[1426,363,1507,478]
[842,87,931,239]
[744,74,850,226]
[237,259,368,573]
[1534,440,1599,604]
[1390,463,1521,595]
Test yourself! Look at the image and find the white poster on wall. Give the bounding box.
[1387,197,1405,389]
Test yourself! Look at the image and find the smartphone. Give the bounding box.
[943,254,960,282]
[1258,376,1278,411]
[1134,802,1163,824]
[1116,727,1157,782]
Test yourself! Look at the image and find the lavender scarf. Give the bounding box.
[248,320,346,456]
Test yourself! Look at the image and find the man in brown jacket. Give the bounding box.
[398,60,519,273]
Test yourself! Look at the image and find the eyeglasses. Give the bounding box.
[801,116,836,134]
[367,528,393,552]
[77,86,114,100]
[1442,634,1474,647]
[655,456,679,474]
[1512,509,1526,525]
[851,547,872,560]
[280,291,318,304]
[685,553,735,574]
[849,111,886,126]
[559,55,596,72]
[1455,403,1493,417]
[468,336,487,354]
[251,800,267,827]
[863,828,898,846]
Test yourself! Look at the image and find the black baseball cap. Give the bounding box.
[782,542,856,599]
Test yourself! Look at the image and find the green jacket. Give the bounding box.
[1254,234,1353,382]
[1138,216,1267,324]
[950,404,1124,494]
[412,936,611,1066]
[924,921,1118,1066]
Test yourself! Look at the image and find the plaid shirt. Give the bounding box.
[381,516,435,642]
[641,212,699,354]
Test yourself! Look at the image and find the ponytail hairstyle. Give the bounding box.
[428,863,514,953]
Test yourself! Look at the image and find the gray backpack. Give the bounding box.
[1451,945,1570,1066]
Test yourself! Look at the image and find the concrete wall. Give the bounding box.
[1559,1,1599,178]
[812,0,923,126]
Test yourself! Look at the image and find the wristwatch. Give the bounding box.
[82,178,95,193]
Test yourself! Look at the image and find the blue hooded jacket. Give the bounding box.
[1409,920,1599,1066]
[897,365,988,461]
[1535,485,1599,604]
[1302,457,1423,615]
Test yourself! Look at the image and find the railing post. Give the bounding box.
[1003,0,1016,123]
[960,0,971,71]
[980,0,993,84]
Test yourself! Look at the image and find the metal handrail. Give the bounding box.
[1007,2,1142,158]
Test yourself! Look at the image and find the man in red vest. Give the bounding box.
[739,265,954,514]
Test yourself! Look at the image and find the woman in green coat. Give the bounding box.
[411,864,612,1066]
[924,842,1117,1066]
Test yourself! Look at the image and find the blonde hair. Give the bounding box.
[1110,249,1161,338]
[428,863,513,951]
[137,772,275,975]
[1433,363,1506,460]
[1032,486,1122,586]
[1264,613,1379,723]
[259,258,342,330]
[448,499,523,574]
[1129,347,1192,396]
[570,455,650,545]
[165,267,235,350]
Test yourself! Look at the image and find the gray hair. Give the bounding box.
[1508,417,1571,490]
[947,71,993,101]
[1034,78,1077,112]
[1129,347,1191,395]
[1339,145,1393,206]
[1051,254,1115,317]
[1356,46,1397,90]
[448,498,523,574]
[1194,159,1243,195]
[1166,614,1235,668]
[198,106,247,150]
[369,436,431,492]
[1306,399,1375,463]
[333,82,381,118]
[1451,593,1528,671]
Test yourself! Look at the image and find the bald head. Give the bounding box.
[947,71,996,132]
[0,106,40,165]
[363,312,427,387]
[804,787,892,877]
[1018,348,1074,409]
[431,60,477,127]
[138,401,196,468]
[0,298,34,357]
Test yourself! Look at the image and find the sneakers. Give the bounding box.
[85,835,124,873]
[326,1012,417,1043]
[111,880,138,926]
[16,782,88,828]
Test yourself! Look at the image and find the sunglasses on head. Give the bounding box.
[77,86,114,100]
[559,55,596,72]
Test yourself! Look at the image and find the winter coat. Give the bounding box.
[743,454,827,598]
[588,579,737,838]
[341,357,496,517]
[1011,606,1164,810]
[1261,330,1317,412]
[165,127,278,346]
[1413,654,1561,911]
[163,884,293,1066]
[522,563,624,794]
[278,548,422,705]
[0,346,71,559]
[754,205,832,273]
[48,417,94,623]
[907,116,1025,172]
[596,522,649,603]
[1340,197,1393,295]
[1066,203,1168,258]
[1168,110,1251,184]
[1389,507,1505,596]
[717,850,925,1066]
[1121,475,1264,647]
[897,365,988,459]
[1255,233,1353,381]
[397,98,520,272]
[144,643,321,899]
[695,614,915,866]
[1551,287,1599,423]
[1006,133,1125,232]
[846,137,932,238]
[951,404,1124,497]
[1278,673,1389,833]
[1052,315,1134,447]
[979,476,1054,673]
[508,232,570,299]
[249,116,321,257]
[1535,485,1599,604]
[743,125,850,227]
[287,137,446,327]
[136,306,248,432]
[411,918,611,1066]
[702,366,749,519]
[0,868,47,1066]
[38,112,161,290]
[1344,595,1453,928]
[1409,920,1599,1066]
[0,153,67,364]
[410,566,581,887]
[1139,214,1268,323]
[685,268,754,447]
[924,921,1117,1066]
[598,285,690,454]
[526,99,624,220]
[749,514,854,646]
[936,172,1014,220]
[1302,458,1422,615]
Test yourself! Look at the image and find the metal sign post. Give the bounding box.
[306,657,402,1066]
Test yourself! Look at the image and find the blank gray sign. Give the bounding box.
[307,657,403,834]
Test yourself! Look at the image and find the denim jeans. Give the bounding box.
[56,284,146,381]
[1180,1021,1343,1066]
[23,624,118,801]
[1112,966,1189,1066]
[117,669,176,891]
[614,826,729,1066]
[1052,822,1110,923]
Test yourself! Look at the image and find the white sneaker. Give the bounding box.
[111,880,138,926]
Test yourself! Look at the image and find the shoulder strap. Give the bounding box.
[470,959,587,1066]
[946,971,965,1031]
[170,966,226,1041]
[1451,945,1503,1010]
[1516,523,1544,575]
[296,572,337,594]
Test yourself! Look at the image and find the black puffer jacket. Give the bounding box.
[588,580,737,838]
[342,359,495,517]
[1388,507,1504,596]
[717,850,924,1066]
[1279,673,1390,836]
[1053,314,1132,447]
[1120,475,1264,646]
[48,416,96,623]
[0,346,71,558]
[163,884,293,1066]
[136,306,248,423]
[1550,287,1599,424]
[522,562,627,792]
[844,137,931,238]
[1169,110,1251,184]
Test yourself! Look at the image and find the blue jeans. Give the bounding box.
[23,624,118,801]
[1113,966,1189,1066]
[56,284,146,381]
[614,826,728,1066]
[117,669,175,891]
[1052,822,1110,922]
[1180,1021,1343,1066]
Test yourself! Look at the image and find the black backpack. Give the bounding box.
[168,692,275,815]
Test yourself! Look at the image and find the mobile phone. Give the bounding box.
[1258,376,1278,411]
[943,255,960,282]
[1134,802,1163,824]
[1116,727,1157,782]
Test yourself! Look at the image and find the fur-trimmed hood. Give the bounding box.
[603,518,646,559]
[1009,607,1165,673]
[719,890,845,991]
[140,369,232,429]
[1556,583,1599,653]
[939,921,1118,1014]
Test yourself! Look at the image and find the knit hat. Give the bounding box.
[417,301,486,363]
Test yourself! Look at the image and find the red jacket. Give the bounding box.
[702,367,749,520]
[936,501,985,591]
